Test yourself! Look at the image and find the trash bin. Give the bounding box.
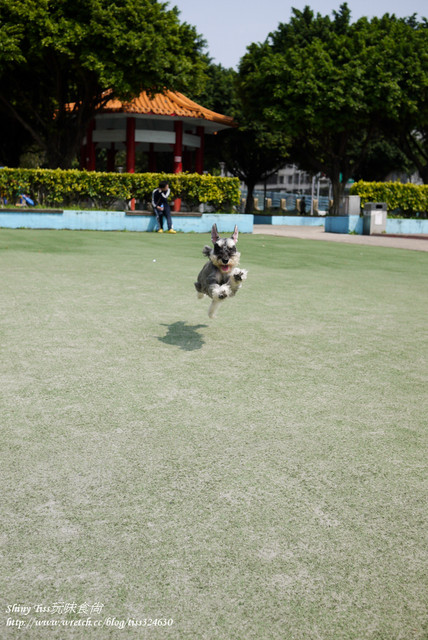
[363,202,387,235]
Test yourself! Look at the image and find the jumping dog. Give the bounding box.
[194,224,247,318]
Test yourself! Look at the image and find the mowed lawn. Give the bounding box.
[0,229,427,640]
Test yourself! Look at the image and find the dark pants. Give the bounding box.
[156,202,172,230]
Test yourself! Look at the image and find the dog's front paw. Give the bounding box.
[218,286,230,300]
[216,284,232,299]
[232,268,247,282]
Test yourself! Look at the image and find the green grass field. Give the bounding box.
[1,229,427,640]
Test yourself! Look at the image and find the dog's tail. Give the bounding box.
[202,245,211,257]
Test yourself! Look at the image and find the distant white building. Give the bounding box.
[254,164,332,197]
[385,170,423,185]
[257,165,423,193]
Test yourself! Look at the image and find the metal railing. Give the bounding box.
[240,190,330,214]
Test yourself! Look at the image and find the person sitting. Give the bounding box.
[151,181,176,233]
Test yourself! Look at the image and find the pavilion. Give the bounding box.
[81,90,235,176]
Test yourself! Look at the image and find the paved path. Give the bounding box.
[253,224,428,252]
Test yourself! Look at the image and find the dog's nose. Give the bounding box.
[222,258,229,264]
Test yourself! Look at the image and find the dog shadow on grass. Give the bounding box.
[158,321,208,351]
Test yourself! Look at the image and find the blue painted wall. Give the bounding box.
[0,210,253,233]
[2,209,427,235]
[325,215,428,235]
[254,215,325,226]
[386,218,428,235]
[325,216,366,234]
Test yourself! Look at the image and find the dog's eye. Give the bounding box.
[213,244,222,255]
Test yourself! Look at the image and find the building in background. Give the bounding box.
[255,164,331,197]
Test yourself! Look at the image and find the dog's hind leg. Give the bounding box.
[194,282,205,299]
[208,298,222,318]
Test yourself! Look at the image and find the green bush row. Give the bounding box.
[350,180,428,218]
[0,168,241,211]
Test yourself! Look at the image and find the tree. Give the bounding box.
[374,16,428,183]
[237,5,428,213]
[190,60,240,116]
[398,128,428,183]
[0,0,207,168]
[352,138,415,182]
[0,113,34,167]
[217,126,289,213]
[190,62,289,211]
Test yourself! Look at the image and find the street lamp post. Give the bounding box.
[310,175,315,215]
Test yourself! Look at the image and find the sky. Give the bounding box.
[171,0,427,69]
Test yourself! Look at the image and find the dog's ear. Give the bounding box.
[231,225,238,244]
[211,224,220,244]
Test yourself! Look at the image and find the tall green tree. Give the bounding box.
[238,5,428,213]
[217,126,289,213]
[190,62,289,211]
[352,138,415,182]
[375,15,428,183]
[398,128,428,183]
[0,0,207,168]
[190,60,240,116]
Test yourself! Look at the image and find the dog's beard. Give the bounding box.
[210,252,240,273]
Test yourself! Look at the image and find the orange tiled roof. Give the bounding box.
[101,90,235,126]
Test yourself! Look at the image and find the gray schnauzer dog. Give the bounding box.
[194,224,247,318]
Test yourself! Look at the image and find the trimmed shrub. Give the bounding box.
[0,168,241,212]
[350,181,428,218]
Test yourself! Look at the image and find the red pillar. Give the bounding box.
[126,117,136,210]
[86,120,96,171]
[173,121,183,211]
[173,121,183,173]
[126,117,136,173]
[195,126,205,174]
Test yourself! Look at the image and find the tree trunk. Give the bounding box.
[45,118,86,169]
[329,165,347,215]
[419,164,428,185]
[244,180,256,214]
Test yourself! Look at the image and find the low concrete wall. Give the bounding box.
[386,218,428,235]
[254,215,325,226]
[189,213,253,233]
[325,215,428,235]
[0,209,253,233]
[325,215,363,234]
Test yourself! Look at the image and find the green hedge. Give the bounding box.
[0,168,241,212]
[350,180,428,218]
